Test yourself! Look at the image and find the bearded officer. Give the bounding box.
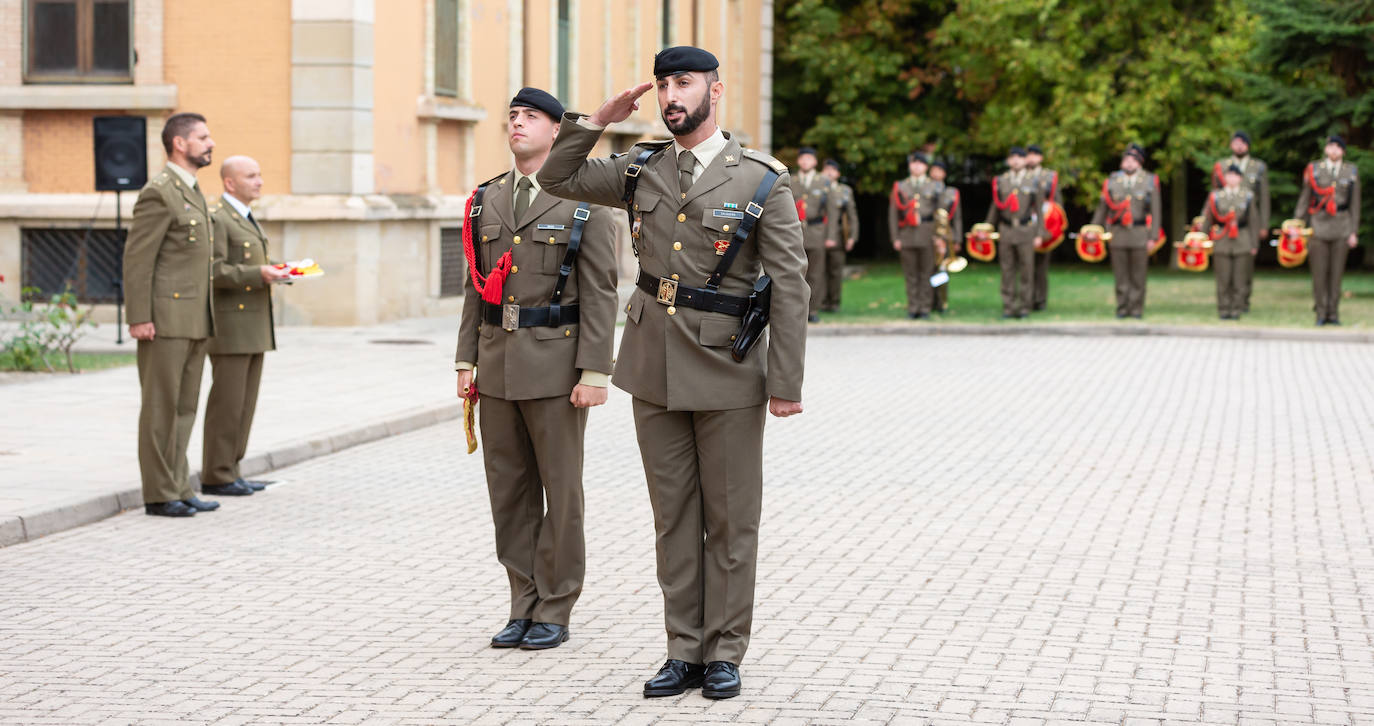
[1295,134,1360,326]
[1091,143,1162,319]
[538,46,808,700]
[790,147,839,321]
[820,158,858,312]
[455,88,619,650]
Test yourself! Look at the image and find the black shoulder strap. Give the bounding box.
[622,145,668,226]
[705,168,780,290]
[549,202,591,317]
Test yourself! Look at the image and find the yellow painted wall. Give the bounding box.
[373,0,428,194]
[22,110,120,193]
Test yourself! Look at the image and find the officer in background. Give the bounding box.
[1295,134,1360,326]
[889,153,939,319]
[820,158,858,312]
[928,160,962,313]
[1026,144,1061,312]
[984,147,1045,319]
[122,112,221,518]
[456,88,619,650]
[202,156,289,497]
[1200,164,1259,320]
[538,46,808,701]
[1210,131,1269,313]
[790,147,839,322]
[1092,143,1162,319]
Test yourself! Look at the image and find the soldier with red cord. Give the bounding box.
[1091,143,1162,319]
[1199,164,1259,320]
[984,147,1045,319]
[1295,134,1361,326]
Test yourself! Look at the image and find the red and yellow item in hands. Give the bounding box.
[965,222,999,262]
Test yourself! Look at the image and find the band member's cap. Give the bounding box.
[509,87,564,120]
[1026,144,1043,155]
[1123,143,1146,163]
[1225,164,1243,175]
[908,151,930,165]
[822,158,841,170]
[1231,130,1251,145]
[1009,146,1027,157]
[653,46,719,78]
[1328,134,1347,150]
[797,146,818,158]
[930,159,948,171]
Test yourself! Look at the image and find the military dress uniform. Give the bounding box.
[123,163,216,507]
[1210,149,1268,312]
[984,167,1046,318]
[1030,165,1061,310]
[931,180,963,312]
[456,167,619,639]
[1091,160,1162,318]
[1295,148,1361,325]
[888,173,944,317]
[202,195,276,489]
[538,105,808,671]
[822,180,859,311]
[1199,186,1258,318]
[789,166,840,316]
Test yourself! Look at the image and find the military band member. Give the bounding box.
[202,156,289,497]
[455,88,620,650]
[984,147,1045,319]
[123,112,221,518]
[928,160,962,313]
[1210,131,1269,313]
[1295,134,1361,326]
[790,147,840,322]
[1026,144,1060,312]
[538,46,808,700]
[821,158,858,312]
[889,153,941,319]
[1091,143,1162,319]
[1200,165,1259,320]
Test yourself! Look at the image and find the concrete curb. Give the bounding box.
[4,401,460,548]
[806,321,1374,344]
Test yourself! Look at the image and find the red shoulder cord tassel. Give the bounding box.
[1305,164,1338,216]
[1101,178,1133,226]
[992,177,1020,214]
[796,198,807,223]
[462,188,513,305]
[891,182,919,227]
[1208,194,1238,240]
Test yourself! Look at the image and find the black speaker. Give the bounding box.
[94,116,147,191]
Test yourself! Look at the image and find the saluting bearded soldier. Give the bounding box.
[927,160,962,313]
[1295,134,1361,326]
[820,158,859,312]
[790,147,840,321]
[1091,143,1162,319]
[888,152,941,319]
[539,46,808,700]
[1210,131,1269,313]
[1199,164,1259,320]
[984,147,1046,319]
[455,87,619,651]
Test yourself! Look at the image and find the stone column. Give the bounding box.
[290,0,374,195]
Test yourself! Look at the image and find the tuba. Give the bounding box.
[935,208,968,273]
[1275,219,1313,268]
[1075,224,1111,263]
[965,222,998,262]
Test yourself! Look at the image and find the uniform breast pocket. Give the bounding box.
[700,208,743,254]
[631,194,661,257]
[478,224,501,269]
[539,226,572,273]
[174,215,203,244]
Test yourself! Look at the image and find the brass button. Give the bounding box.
[189,237,197,242]
[633,203,639,211]
[482,235,489,242]
[730,335,737,341]
[548,237,556,244]
[564,330,571,337]
[243,241,250,247]
[677,213,686,223]
[680,192,687,199]
[666,306,676,316]
[673,242,682,251]
[245,285,252,291]
[513,235,521,244]
[190,219,197,226]
[511,265,519,273]
[508,295,515,302]
[671,273,679,280]
[723,225,731,232]
[172,292,180,299]
[238,303,245,310]
[625,304,631,312]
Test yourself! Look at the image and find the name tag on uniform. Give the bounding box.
[712,209,745,220]
[536,224,567,230]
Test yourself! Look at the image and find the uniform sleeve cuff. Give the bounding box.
[578,370,609,387]
[576,117,605,131]
[455,361,474,372]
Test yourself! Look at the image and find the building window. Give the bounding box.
[435,0,460,97]
[21,228,125,304]
[24,0,133,83]
[556,0,571,103]
[660,0,672,47]
[439,227,466,298]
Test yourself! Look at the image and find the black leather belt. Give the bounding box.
[1013,216,1037,227]
[635,272,748,316]
[1338,203,1350,212]
[483,302,579,330]
[806,218,825,226]
[920,214,935,222]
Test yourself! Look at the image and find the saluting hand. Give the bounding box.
[570,384,608,408]
[589,82,655,127]
[769,396,803,418]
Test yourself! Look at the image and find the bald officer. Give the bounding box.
[539,46,808,700]
[202,156,290,497]
[123,112,221,518]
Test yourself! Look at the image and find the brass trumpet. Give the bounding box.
[935,208,968,273]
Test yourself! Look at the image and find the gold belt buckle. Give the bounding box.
[656,277,678,305]
[502,303,520,331]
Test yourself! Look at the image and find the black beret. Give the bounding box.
[1328,134,1347,149]
[930,159,948,171]
[510,87,564,120]
[1231,130,1251,145]
[1008,146,1026,157]
[1026,144,1043,155]
[822,158,841,170]
[1123,143,1146,162]
[797,146,818,158]
[653,46,719,78]
[908,152,929,165]
[1224,164,1243,175]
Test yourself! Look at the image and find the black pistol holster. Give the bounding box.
[731,274,772,362]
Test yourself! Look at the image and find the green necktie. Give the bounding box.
[514,176,532,223]
[678,150,696,197]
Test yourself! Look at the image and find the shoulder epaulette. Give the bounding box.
[742,148,787,174]
[210,203,221,212]
[636,139,674,151]
[477,172,506,189]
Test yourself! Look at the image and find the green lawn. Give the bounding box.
[0,351,137,373]
[827,261,1374,328]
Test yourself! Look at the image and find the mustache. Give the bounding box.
[665,104,688,115]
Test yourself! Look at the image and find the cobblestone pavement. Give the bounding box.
[2,335,1372,725]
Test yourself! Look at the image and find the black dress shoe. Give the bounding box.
[1316,318,1327,326]
[1115,312,1127,319]
[702,661,742,699]
[644,659,706,697]
[807,313,821,323]
[518,622,568,650]
[236,478,269,492]
[490,619,532,648]
[182,497,220,512]
[915,312,930,320]
[1328,318,1341,326]
[202,481,254,496]
[1131,314,1143,319]
[145,501,197,517]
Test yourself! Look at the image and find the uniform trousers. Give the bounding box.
[137,336,208,504]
